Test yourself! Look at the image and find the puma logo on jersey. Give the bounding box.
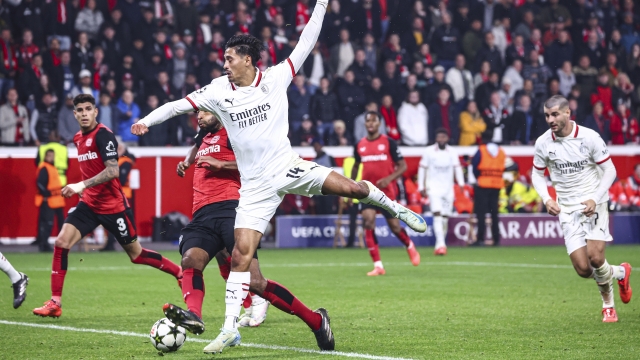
[225,98,234,106]
[196,144,221,157]
[78,151,99,161]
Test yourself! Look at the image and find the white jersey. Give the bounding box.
[139,3,327,182]
[185,64,298,180]
[418,144,463,194]
[533,122,611,211]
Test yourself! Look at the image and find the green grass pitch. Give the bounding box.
[1,246,639,359]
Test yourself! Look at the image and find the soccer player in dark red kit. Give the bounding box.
[351,111,421,276]
[162,111,337,354]
[33,94,183,318]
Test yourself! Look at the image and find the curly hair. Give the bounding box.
[225,34,264,66]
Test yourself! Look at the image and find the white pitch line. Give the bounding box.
[0,320,412,360]
[18,261,573,272]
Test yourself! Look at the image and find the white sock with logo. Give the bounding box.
[360,181,400,216]
[433,216,445,249]
[0,252,21,283]
[611,265,626,281]
[223,271,250,331]
[594,260,614,308]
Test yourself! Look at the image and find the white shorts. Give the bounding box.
[428,190,454,217]
[559,202,612,255]
[235,158,334,233]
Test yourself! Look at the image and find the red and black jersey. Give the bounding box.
[354,134,403,198]
[73,124,128,214]
[192,127,240,215]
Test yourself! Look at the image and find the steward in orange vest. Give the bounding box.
[471,141,506,246]
[35,150,65,252]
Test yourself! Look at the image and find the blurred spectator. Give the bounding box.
[302,41,325,89]
[557,61,576,97]
[491,17,510,60]
[430,11,460,70]
[615,102,639,144]
[546,30,574,72]
[100,25,123,72]
[170,43,191,90]
[175,0,199,37]
[0,88,29,145]
[19,53,45,104]
[499,162,541,213]
[590,70,614,119]
[0,28,17,95]
[291,115,318,147]
[71,32,93,76]
[350,0,382,43]
[602,52,620,80]
[312,138,337,214]
[473,60,491,90]
[508,94,540,145]
[365,77,384,105]
[458,100,485,146]
[117,90,140,143]
[414,43,435,69]
[583,30,605,69]
[424,65,453,106]
[30,93,58,145]
[475,71,500,110]
[540,0,571,30]
[498,78,514,114]
[514,10,535,41]
[336,70,365,129]
[348,49,375,88]
[139,94,170,146]
[17,29,39,70]
[428,88,458,144]
[574,55,598,96]
[445,54,473,108]
[482,91,509,144]
[381,33,408,72]
[57,94,78,143]
[75,0,104,40]
[622,164,640,211]
[152,71,178,104]
[97,92,119,132]
[354,102,385,143]
[398,90,428,145]
[505,34,526,67]
[477,0,497,32]
[502,59,523,99]
[612,73,638,112]
[310,77,339,125]
[362,33,378,73]
[584,101,611,142]
[288,74,312,124]
[475,31,503,74]
[330,28,355,77]
[522,49,552,99]
[380,95,400,141]
[322,1,347,48]
[453,1,472,36]
[325,119,352,146]
[380,60,403,106]
[70,69,99,99]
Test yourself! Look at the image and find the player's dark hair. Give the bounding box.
[365,111,383,122]
[73,94,96,107]
[544,95,569,110]
[225,34,264,66]
[435,127,450,137]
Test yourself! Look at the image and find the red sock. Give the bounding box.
[218,256,231,280]
[396,229,412,247]
[244,292,254,309]
[261,280,321,331]
[51,246,69,302]
[365,229,381,262]
[131,248,181,278]
[182,268,204,318]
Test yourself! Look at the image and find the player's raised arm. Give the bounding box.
[131,98,195,136]
[287,0,328,73]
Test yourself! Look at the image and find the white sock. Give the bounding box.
[374,261,384,269]
[361,181,400,216]
[433,216,445,249]
[443,217,449,234]
[611,265,626,281]
[0,252,21,283]
[594,261,614,308]
[223,271,250,331]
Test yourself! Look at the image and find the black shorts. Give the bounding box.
[65,201,137,245]
[360,203,395,219]
[179,200,259,260]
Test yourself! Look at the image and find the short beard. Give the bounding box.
[438,143,446,150]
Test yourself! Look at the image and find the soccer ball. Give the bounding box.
[149,318,187,352]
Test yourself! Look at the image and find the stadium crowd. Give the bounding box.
[0,0,638,147]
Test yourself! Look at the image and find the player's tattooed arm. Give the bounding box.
[84,159,119,188]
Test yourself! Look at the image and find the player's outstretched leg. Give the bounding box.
[124,243,183,286]
[388,218,421,265]
[616,263,632,304]
[321,173,426,233]
[0,252,28,309]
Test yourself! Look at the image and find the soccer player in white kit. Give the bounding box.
[531,95,632,323]
[417,128,465,256]
[131,0,426,353]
